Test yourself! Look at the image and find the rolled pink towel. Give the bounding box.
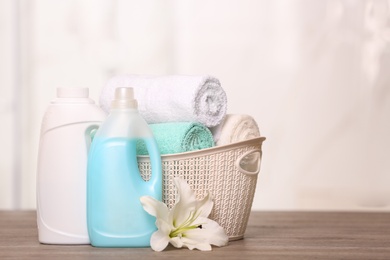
[210,114,260,145]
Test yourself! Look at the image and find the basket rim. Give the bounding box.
[137,136,266,161]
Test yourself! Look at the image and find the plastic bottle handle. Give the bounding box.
[85,125,100,152]
[142,137,163,199]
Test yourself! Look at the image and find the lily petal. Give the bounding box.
[155,218,173,235]
[140,196,169,221]
[185,217,229,247]
[150,229,170,252]
[195,192,214,218]
[172,178,197,226]
[181,237,212,251]
[169,236,184,248]
[173,177,197,204]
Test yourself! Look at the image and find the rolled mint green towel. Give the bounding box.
[137,122,215,155]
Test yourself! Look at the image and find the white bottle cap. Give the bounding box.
[111,87,138,109]
[57,88,89,98]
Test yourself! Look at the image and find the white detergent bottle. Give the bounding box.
[87,87,162,247]
[36,87,106,244]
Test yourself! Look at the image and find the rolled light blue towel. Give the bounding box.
[137,122,215,155]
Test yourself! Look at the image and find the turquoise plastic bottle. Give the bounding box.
[87,87,162,247]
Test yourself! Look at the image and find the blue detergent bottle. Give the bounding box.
[87,87,162,247]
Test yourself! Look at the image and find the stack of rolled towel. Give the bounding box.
[99,74,261,155]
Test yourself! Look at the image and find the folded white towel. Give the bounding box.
[99,75,227,127]
[210,114,260,145]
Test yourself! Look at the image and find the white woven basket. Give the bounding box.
[137,136,266,241]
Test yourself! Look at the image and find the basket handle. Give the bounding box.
[235,148,262,176]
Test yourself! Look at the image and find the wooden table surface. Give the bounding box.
[0,211,389,259]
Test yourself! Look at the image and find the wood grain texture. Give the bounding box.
[0,211,389,259]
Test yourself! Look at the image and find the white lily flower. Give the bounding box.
[140,177,229,251]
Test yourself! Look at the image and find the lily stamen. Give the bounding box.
[169,210,205,238]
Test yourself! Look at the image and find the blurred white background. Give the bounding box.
[1,0,389,211]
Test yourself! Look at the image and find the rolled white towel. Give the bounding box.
[100,75,227,127]
[210,114,260,145]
